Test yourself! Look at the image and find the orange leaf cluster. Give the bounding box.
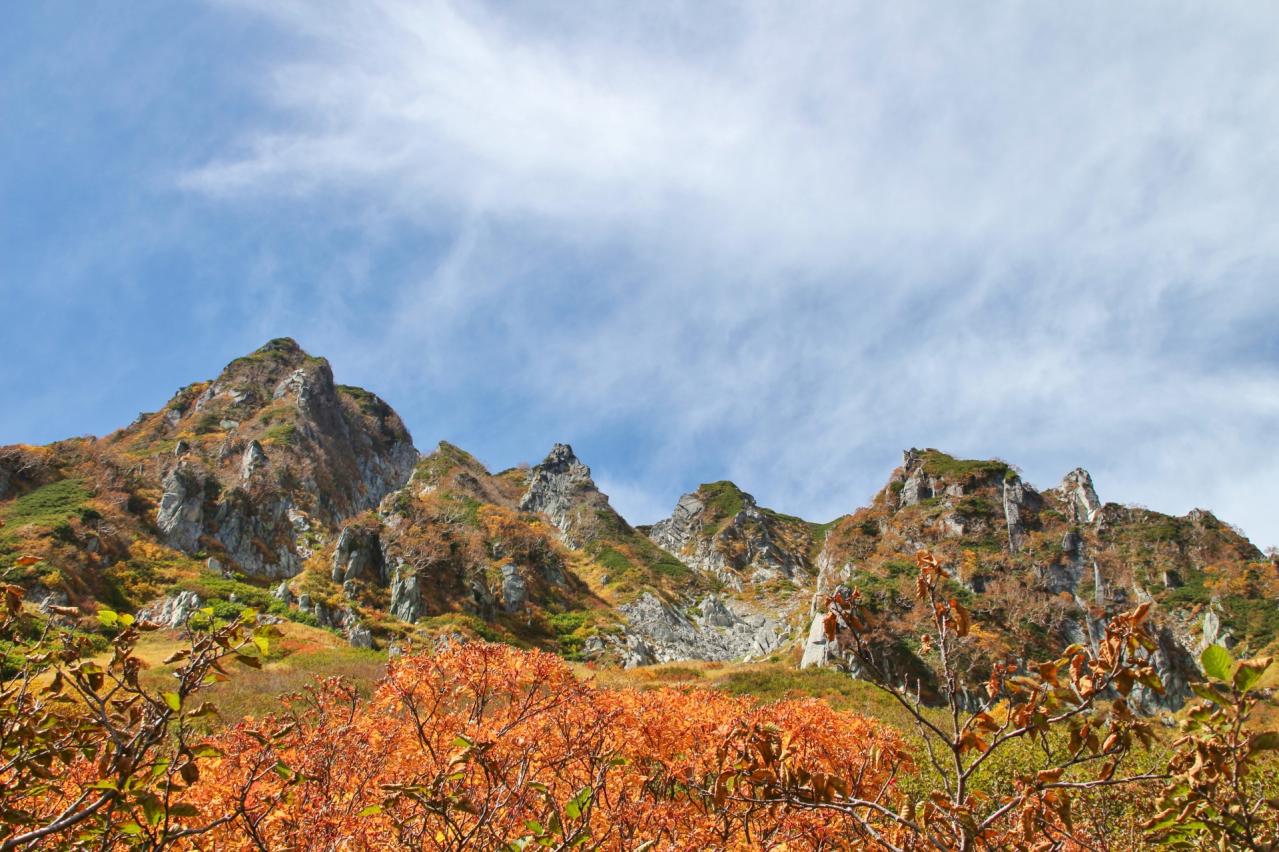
[181,643,907,850]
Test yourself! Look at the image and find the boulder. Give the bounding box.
[332,525,385,584]
[500,564,528,613]
[346,622,374,649]
[138,590,203,628]
[273,581,295,605]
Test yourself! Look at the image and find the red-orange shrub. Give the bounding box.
[186,643,908,850]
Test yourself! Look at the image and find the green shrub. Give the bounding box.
[337,384,391,418]
[262,422,298,446]
[699,481,747,521]
[918,450,1009,482]
[590,546,635,575]
[1,479,90,535]
[955,496,995,518]
[647,552,692,581]
[193,413,222,434]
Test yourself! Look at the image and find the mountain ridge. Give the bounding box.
[2,340,1274,712]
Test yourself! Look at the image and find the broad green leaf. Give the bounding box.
[1190,682,1225,705]
[1200,645,1234,682]
[1234,656,1271,693]
[97,609,118,628]
[1235,663,1263,693]
[119,822,144,836]
[163,692,181,712]
[117,613,135,627]
[565,786,592,820]
[358,805,383,817]
[140,794,163,827]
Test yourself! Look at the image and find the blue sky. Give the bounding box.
[3,1,1278,547]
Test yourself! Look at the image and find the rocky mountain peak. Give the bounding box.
[519,443,614,547]
[106,339,419,580]
[537,443,590,477]
[647,480,813,590]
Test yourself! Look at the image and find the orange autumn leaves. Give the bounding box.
[184,643,908,850]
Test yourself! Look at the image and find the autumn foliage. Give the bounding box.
[5,550,1279,849]
[185,643,908,850]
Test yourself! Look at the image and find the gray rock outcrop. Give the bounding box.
[332,525,385,585]
[1002,475,1040,553]
[800,610,834,669]
[272,581,295,605]
[500,564,528,613]
[1060,468,1102,524]
[240,440,268,481]
[647,486,806,588]
[211,490,301,581]
[157,464,206,552]
[296,595,374,648]
[147,340,420,583]
[617,592,784,666]
[346,622,374,649]
[138,590,204,628]
[388,562,424,623]
[519,444,608,547]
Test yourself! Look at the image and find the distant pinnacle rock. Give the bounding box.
[240,440,267,481]
[1061,468,1102,524]
[519,443,609,546]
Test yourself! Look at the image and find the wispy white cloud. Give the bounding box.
[186,0,1279,545]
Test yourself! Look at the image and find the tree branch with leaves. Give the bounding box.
[0,563,288,849]
[732,549,1171,851]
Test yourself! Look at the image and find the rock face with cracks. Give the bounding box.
[799,448,1264,713]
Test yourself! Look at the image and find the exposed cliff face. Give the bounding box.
[646,482,817,590]
[275,441,599,651]
[258,441,797,665]
[614,592,784,666]
[799,448,1268,711]
[519,443,617,548]
[122,338,417,580]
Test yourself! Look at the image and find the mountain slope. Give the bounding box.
[3,347,1276,712]
[0,339,416,613]
[799,448,1272,710]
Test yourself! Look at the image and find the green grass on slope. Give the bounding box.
[0,479,93,556]
[918,450,1010,482]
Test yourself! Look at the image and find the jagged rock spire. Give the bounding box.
[519,443,608,546]
[1061,468,1102,524]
